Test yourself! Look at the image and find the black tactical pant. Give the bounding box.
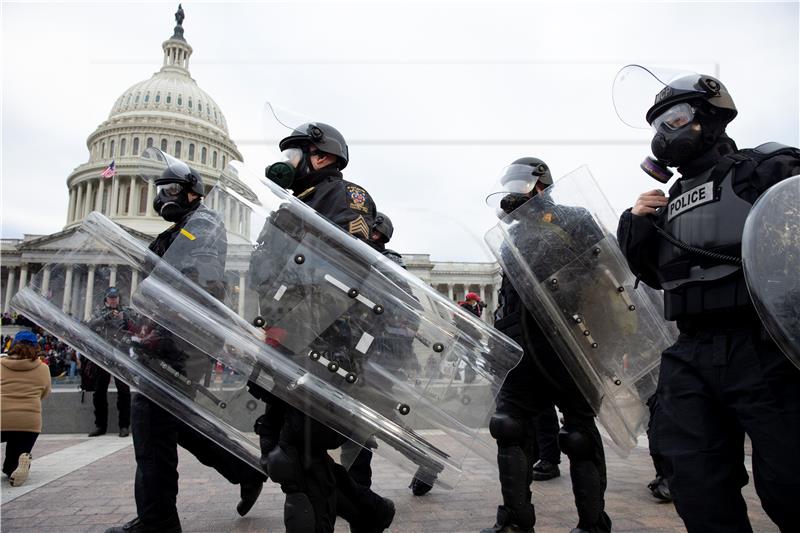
[491,352,611,532]
[131,394,264,527]
[653,325,800,533]
[1,431,38,475]
[93,368,131,430]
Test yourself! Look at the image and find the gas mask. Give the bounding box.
[153,182,196,223]
[649,102,705,169]
[265,147,313,189]
[499,193,531,215]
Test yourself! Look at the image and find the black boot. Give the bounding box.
[647,476,672,502]
[479,506,534,533]
[237,480,264,516]
[531,459,560,481]
[104,516,181,533]
[88,427,106,437]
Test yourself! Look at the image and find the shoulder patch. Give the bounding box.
[348,215,371,240]
[346,186,370,213]
[180,228,196,241]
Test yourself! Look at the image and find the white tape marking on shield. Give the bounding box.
[356,294,376,308]
[324,274,349,291]
[356,332,375,354]
[274,285,287,301]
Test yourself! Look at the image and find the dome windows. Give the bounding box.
[201,147,207,165]
[135,93,140,103]
[177,96,182,106]
[110,140,116,157]
[133,138,140,156]
[175,141,182,158]
[212,151,217,168]
[166,93,172,104]
[147,137,154,149]
[198,103,202,112]
[155,93,161,103]
[120,138,127,156]
[188,98,193,109]
[161,138,168,152]
[188,143,195,161]
[101,142,106,158]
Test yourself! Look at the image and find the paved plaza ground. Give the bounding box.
[1,433,777,533]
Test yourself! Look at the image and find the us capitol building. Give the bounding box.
[0,7,500,325]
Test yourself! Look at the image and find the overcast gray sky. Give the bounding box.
[2,0,798,261]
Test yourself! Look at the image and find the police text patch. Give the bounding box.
[667,182,715,222]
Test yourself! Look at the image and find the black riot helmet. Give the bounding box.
[372,212,394,243]
[487,157,554,217]
[508,157,553,187]
[151,152,204,222]
[279,122,349,170]
[647,74,737,168]
[646,73,737,127]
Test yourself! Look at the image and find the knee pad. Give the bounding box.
[558,428,592,460]
[489,413,526,445]
[265,446,300,491]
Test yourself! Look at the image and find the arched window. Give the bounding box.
[222,154,226,168]
[101,142,106,158]
[146,137,154,148]
[120,138,127,156]
[132,137,140,156]
[188,143,195,161]
[161,138,168,151]
[135,93,139,103]
[110,140,116,157]
[138,186,148,215]
[201,147,207,164]
[126,94,131,106]
[155,93,161,103]
[212,151,217,168]
[198,103,202,112]
[175,141,182,159]
[188,98,193,109]
[166,93,172,104]
[177,96,182,106]
[144,93,149,103]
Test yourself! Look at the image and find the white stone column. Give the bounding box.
[130,269,139,299]
[491,282,499,323]
[109,265,118,287]
[83,265,96,320]
[67,189,76,223]
[238,271,247,317]
[146,180,155,216]
[62,265,73,313]
[110,175,120,216]
[84,180,94,217]
[4,267,16,311]
[17,264,28,292]
[128,177,137,215]
[41,265,51,297]
[71,270,83,317]
[447,284,454,301]
[75,184,84,221]
[96,177,106,215]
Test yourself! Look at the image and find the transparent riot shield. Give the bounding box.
[81,158,522,489]
[9,233,265,475]
[742,175,800,369]
[485,165,678,454]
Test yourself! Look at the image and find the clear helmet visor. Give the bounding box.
[485,163,549,206]
[612,64,699,129]
[139,146,193,183]
[651,102,695,132]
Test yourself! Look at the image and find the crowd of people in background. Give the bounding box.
[1,328,79,380]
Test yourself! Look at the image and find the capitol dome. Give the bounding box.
[64,6,253,237]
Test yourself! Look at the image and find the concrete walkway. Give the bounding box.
[1,433,778,533]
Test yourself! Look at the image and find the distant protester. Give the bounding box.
[1,330,52,487]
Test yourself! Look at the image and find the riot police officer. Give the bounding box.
[616,68,800,532]
[253,121,395,533]
[86,286,133,438]
[482,157,611,533]
[106,156,266,533]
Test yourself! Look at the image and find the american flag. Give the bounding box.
[100,160,116,179]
